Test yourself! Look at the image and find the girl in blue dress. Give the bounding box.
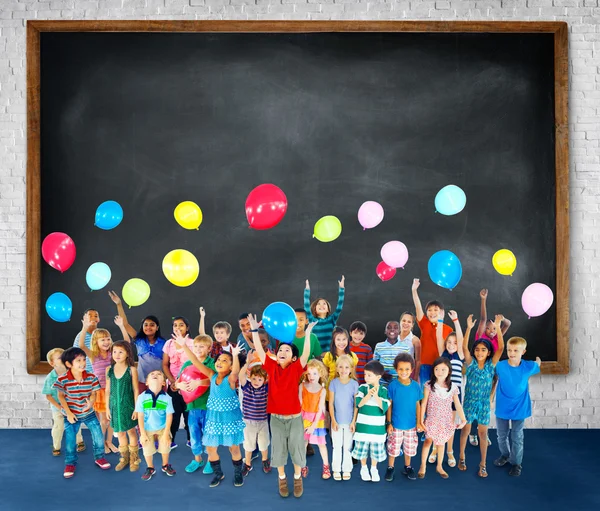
[174,333,246,488]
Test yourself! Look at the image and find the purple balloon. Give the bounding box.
[521,283,554,318]
[358,201,384,230]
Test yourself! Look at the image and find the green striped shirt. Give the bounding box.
[354,384,390,443]
[304,287,345,351]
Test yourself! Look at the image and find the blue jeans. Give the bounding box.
[419,364,432,390]
[64,413,104,466]
[496,418,525,466]
[188,408,207,457]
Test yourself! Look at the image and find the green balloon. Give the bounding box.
[122,278,151,308]
[313,215,342,243]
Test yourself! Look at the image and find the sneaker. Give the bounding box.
[162,464,176,476]
[76,442,86,452]
[322,464,331,480]
[403,466,417,481]
[370,466,380,482]
[142,467,156,481]
[278,477,289,498]
[333,471,342,481]
[293,476,303,498]
[209,473,225,487]
[360,465,371,481]
[262,459,272,473]
[185,459,204,473]
[469,435,478,447]
[95,458,111,470]
[384,466,395,482]
[203,461,214,474]
[186,440,192,448]
[494,455,509,467]
[241,463,252,477]
[234,470,244,487]
[63,464,76,478]
[170,442,178,451]
[509,464,522,477]
[301,466,309,478]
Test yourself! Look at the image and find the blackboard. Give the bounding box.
[27,21,569,374]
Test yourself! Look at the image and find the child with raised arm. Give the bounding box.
[493,337,541,477]
[199,306,238,359]
[348,321,373,385]
[249,313,315,498]
[304,276,345,352]
[174,333,246,488]
[458,314,505,478]
[293,308,322,361]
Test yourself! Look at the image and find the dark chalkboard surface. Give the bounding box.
[36,30,562,368]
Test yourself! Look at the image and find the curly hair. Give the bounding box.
[302,359,329,386]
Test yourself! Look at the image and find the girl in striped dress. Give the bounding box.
[304,276,345,352]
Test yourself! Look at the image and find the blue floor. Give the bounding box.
[1,429,598,511]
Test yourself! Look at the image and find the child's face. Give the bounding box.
[112,346,128,365]
[434,363,449,382]
[507,344,526,363]
[215,354,233,374]
[259,334,270,350]
[474,343,490,362]
[400,314,414,332]
[85,310,100,327]
[68,355,87,372]
[277,344,295,367]
[142,320,158,337]
[213,327,229,344]
[173,319,188,337]
[96,335,112,353]
[396,361,413,381]
[426,306,443,323]
[446,335,458,354]
[364,370,379,386]
[334,333,348,353]
[350,329,365,344]
[306,367,320,383]
[193,342,209,359]
[295,312,307,332]
[485,320,497,337]
[250,374,265,389]
[50,353,66,374]
[337,361,351,379]
[315,299,329,317]
[385,321,399,340]
[146,370,165,391]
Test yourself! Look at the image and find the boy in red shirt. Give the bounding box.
[248,314,315,499]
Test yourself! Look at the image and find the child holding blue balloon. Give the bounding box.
[304,276,345,352]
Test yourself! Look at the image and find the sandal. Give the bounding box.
[428,448,437,464]
[322,464,331,480]
[417,471,426,479]
[447,451,456,468]
[458,457,467,471]
[478,464,488,478]
[52,449,61,456]
[436,468,449,479]
[333,471,342,481]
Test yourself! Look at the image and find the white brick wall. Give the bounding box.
[0,0,598,429]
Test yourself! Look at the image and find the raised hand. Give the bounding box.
[232,345,242,358]
[305,279,310,290]
[494,314,504,327]
[338,275,345,288]
[535,357,542,366]
[81,313,93,331]
[480,289,488,299]
[114,315,124,327]
[412,278,420,291]
[108,290,121,305]
[448,310,458,321]
[466,314,477,329]
[172,332,187,347]
[305,321,318,334]
[199,307,205,318]
[247,313,260,331]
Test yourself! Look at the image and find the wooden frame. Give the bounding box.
[26,21,569,374]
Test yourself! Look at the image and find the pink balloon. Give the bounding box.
[41,232,76,273]
[357,201,384,230]
[376,261,396,282]
[380,241,409,269]
[521,283,554,318]
[178,364,210,404]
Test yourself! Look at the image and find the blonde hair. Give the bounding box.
[302,359,329,386]
[194,334,213,348]
[46,347,64,364]
[90,329,112,358]
[507,336,527,348]
[335,354,357,380]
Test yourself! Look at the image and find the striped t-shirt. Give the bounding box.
[374,339,405,377]
[241,381,268,421]
[53,370,100,419]
[349,342,373,384]
[442,350,464,391]
[304,287,345,351]
[353,383,390,443]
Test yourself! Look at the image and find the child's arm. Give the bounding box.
[491,315,505,365]
[162,352,177,388]
[412,337,421,378]
[114,315,131,343]
[163,413,173,446]
[476,289,487,339]
[330,276,346,323]
[303,280,318,322]
[227,346,242,389]
[536,356,542,367]
[105,366,112,421]
[198,306,206,335]
[500,316,512,336]
[307,388,327,436]
[452,311,465,360]
[173,334,216,378]
[374,387,390,413]
[137,412,148,444]
[452,392,467,428]
[247,314,267,364]
[462,315,476,367]
[131,366,139,419]
[238,360,248,387]
[436,320,445,356]
[45,394,62,410]
[416,401,424,432]
[299,322,317,368]
[386,401,393,435]
[58,391,77,424]
[411,278,424,322]
[350,394,358,433]
[328,388,338,432]
[358,385,378,408]
[108,290,137,339]
[77,314,95,362]
[419,386,430,428]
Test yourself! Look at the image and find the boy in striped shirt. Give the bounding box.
[351,360,390,483]
[54,347,111,478]
[349,321,373,384]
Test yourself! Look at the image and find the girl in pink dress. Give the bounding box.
[419,357,467,479]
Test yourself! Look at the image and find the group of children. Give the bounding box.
[43,277,541,497]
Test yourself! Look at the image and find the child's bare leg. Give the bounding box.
[277,466,286,478]
[478,425,489,467]
[127,426,138,445]
[436,443,447,477]
[388,454,396,468]
[144,454,154,468]
[206,446,219,462]
[459,423,471,464]
[245,450,252,466]
[161,453,170,467]
[404,453,412,467]
[317,444,329,465]
[229,444,242,462]
[117,431,128,448]
[106,424,118,451]
[261,449,269,461]
[292,463,302,478]
[419,438,432,476]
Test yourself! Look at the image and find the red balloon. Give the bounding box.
[376,261,396,282]
[245,184,288,230]
[41,232,76,273]
[178,365,210,404]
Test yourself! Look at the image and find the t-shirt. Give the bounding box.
[135,390,174,432]
[177,358,215,411]
[134,336,167,382]
[292,333,322,361]
[479,332,499,353]
[495,360,540,420]
[353,383,390,443]
[241,381,269,421]
[387,379,423,430]
[329,378,359,425]
[53,370,100,419]
[42,369,61,411]
[418,317,453,365]
[442,350,464,390]
[373,339,404,377]
[349,342,373,384]
[322,351,359,387]
[262,355,305,415]
[162,337,195,385]
[73,331,93,373]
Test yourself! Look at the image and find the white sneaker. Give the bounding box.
[360,465,371,481]
[370,466,380,482]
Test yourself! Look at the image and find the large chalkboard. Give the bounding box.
[27,21,569,374]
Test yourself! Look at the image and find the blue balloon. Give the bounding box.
[434,185,467,216]
[95,200,123,230]
[262,302,297,343]
[428,250,463,290]
[86,262,112,291]
[46,292,73,322]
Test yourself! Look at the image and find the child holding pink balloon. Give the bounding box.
[304,276,345,352]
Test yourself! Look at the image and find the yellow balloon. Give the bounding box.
[174,201,203,230]
[492,249,517,276]
[162,249,199,287]
[313,215,342,243]
[122,278,151,308]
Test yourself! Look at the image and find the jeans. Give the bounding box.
[331,424,353,474]
[52,410,83,450]
[496,418,525,466]
[188,408,207,456]
[419,364,432,390]
[64,413,104,465]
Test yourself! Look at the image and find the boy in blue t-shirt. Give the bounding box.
[493,337,541,477]
[384,353,423,482]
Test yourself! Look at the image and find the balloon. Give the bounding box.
[381,241,409,269]
[86,262,112,291]
[178,365,211,404]
[122,278,151,308]
[313,216,342,243]
[358,201,384,230]
[162,249,199,287]
[521,283,554,318]
[245,184,288,230]
[41,232,76,273]
[262,302,297,343]
[46,292,72,322]
[95,200,124,230]
[434,185,467,216]
[428,250,463,290]
[376,261,396,282]
[492,249,517,276]
[174,201,203,230]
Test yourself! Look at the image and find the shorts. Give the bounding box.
[351,440,387,462]
[243,419,270,452]
[93,389,107,413]
[141,428,172,457]
[387,428,418,458]
[270,414,305,468]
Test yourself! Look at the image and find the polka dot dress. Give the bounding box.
[202,373,245,447]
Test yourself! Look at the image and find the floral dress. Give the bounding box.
[202,373,245,447]
[424,382,459,445]
[462,360,496,426]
